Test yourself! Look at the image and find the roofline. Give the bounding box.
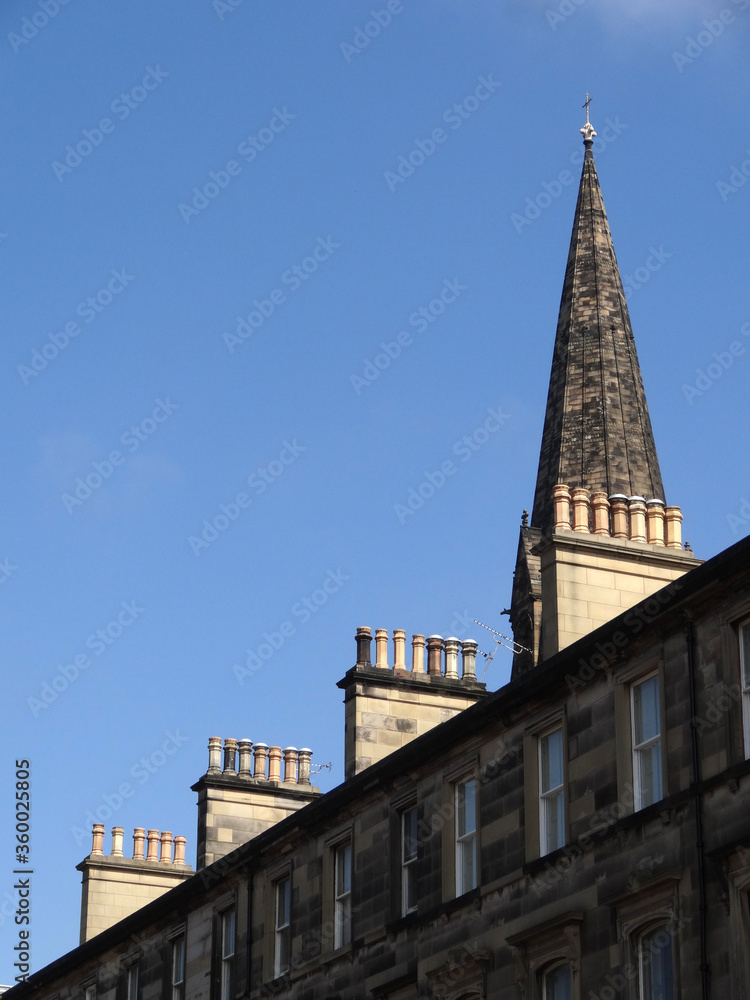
[8,534,750,997]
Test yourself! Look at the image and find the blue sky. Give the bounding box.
[1,0,749,976]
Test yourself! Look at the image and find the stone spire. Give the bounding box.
[531,106,665,535]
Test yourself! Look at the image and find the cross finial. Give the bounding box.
[580,93,597,146]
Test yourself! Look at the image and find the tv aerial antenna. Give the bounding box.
[310,762,332,774]
[473,619,530,680]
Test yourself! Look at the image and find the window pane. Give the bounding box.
[641,927,674,1000]
[544,964,572,1000]
[741,624,750,688]
[277,879,290,926]
[541,729,564,792]
[460,836,477,893]
[457,780,476,837]
[402,808,418,863]
[336,843,351,894]
[638,742,663,807]
[544,789,565,853]
[634,677,660,744]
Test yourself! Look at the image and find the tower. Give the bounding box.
[510,104,701,675]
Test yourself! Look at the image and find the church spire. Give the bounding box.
[531,102,665,535]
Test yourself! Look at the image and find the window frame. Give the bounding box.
[125,964,139,1000]
[539,725,566,856]
[218,907,236,1000]
[273,876,291,979]
[631,673,663,811]
[400,805,418,917]
[637,923,675,1000]
[170,934,186,1000]
[739,621,750,759]
[333,840,352,949]
[455,776,478,897]
[542,961,573,1000]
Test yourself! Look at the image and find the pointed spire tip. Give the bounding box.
[580,92,596,146]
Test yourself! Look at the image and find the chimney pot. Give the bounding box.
[609,494,629,539]
[268,745,282,782]
[553,484,572,530]
[355,626,372,668]
[132,828,146,860]
[393,629,407,672]
[223,738,238,775]
[461,640,478,680]
[173,835,187,865]
[207,737,222,775]
[375,628,389,668]
[297,748,313,785]
[571,487,591,532]
[665,506,684,549]
[646,499,666,546]
[160,831,173,863]
[591,491,610,535]
[411,634,426,673]
[111,827,124,857]
[91,824,105,857]
[427,635,444,677]
[283,747,299,783]
[444,637,460,679]
[253,743,269,780]
[146,829,160,862]
[628,497,647,543]
[238,739,253,777]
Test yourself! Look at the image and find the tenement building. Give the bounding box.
[8,112,750,1000]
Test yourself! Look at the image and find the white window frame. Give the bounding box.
[542,961,572,1000]
[171,935,185,1000]
[126,965,139,1000]
[638,924,675,1000]
[401,806,418,916]
[274,877,291,978]
[333,841,352,948]
[84,987,96,1000]
[455,777,478,896]
[219,908,235,1000]
[631,673,663,810]
[539,726,565,855]
[740,622,750,759]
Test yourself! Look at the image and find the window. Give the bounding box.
[539,727,565,855]
[740,623,750,758]
[171,935,186,1000]
[334,842,352,948]
[84,986,96,1000]
[274,878,291,977]
[638,926,674,1000]
[125,966,138,1000]
[543,963,572,1000]
[455,778,477,895]
[219,909,235,1000]
[632,675,663,809]
[401,806,418,916]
